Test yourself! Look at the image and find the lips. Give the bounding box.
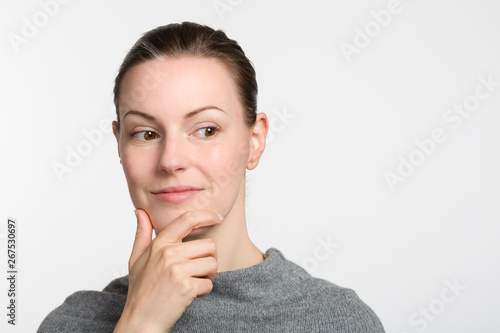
[153,185,203,204]
[153,185,203,194]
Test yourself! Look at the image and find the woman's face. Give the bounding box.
[113,56,264,235]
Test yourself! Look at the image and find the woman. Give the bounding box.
[38,22,385,332]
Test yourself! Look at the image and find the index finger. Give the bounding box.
[156,210,224,243]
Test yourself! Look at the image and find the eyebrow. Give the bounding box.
[122,106,226,121]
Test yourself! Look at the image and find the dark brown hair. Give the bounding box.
[113,21,257,132]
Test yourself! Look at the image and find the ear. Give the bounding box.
[112,121,122,162]
[246,112,269,170]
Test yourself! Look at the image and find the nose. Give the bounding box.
[157,134,188,174]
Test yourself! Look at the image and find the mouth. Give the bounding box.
[152,185,203,204]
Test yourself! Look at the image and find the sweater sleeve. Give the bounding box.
[307,287,385,333]
[282,260,385,332]
[321,288,385,333]
[37,277,128,333]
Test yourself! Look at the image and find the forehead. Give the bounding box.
[119,56,241,120]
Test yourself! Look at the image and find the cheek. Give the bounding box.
[201,140,249,192]
[206,139,246,170]
[121,150,155,193]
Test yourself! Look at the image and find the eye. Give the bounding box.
[194,125,220,138]
[131,130,160,142]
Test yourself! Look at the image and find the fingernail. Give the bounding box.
[217,213,224,221]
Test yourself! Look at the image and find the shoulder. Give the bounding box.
[37,276,128,333]
[305,278,385,332]
[273,248,386,332]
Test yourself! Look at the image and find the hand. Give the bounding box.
[114,209,223,333]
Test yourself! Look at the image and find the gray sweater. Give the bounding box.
[37,248,385,332]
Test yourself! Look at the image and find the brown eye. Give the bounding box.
[195,126,219,138]
[143,131,157,140]
[204,127,216,137]
[132,131,159,141]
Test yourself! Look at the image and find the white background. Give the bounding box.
[1,0,499,332]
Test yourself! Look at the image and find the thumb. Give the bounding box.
[128,208,153,272]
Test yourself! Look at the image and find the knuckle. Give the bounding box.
[201,237,216,251]
[161,246,176,260]
[209,240,216,253]
[150,237,162,253]
[207,280,214,292]
[207,256,217,267]
[178,277,194,296]
[202,280,214,295]
[168,262,183,277]
[203,237,215,246]
[156,247,176,271]
[181,211,194,225]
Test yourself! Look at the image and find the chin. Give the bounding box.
[149,206,212,235]
[150,209,183,233]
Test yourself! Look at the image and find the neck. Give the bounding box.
[211,213,264,272]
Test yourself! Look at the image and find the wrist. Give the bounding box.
[114,308,171,333]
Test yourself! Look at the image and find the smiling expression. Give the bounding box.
[113,56,258,234]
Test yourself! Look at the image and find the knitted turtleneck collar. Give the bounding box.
[37,247,386,332]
